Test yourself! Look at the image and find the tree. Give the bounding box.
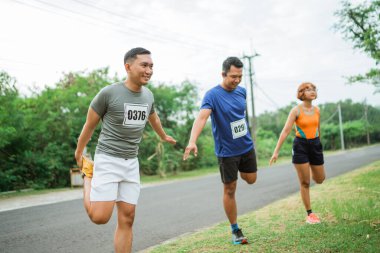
[0,71,26,191]
[320,123,340,150]
[335,0,380,91]
[343,120,368,147]
[0,71,20,148]
[140,81,209,176]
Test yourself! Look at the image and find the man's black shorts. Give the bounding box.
[218,149,257,184]
[292,137,324,165]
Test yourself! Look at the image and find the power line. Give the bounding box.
[14,0,233,53]
[320,107,338,124]
[71,0,232,52]
[12,0,101,27]
[24,0,177,43]
[242,53,259,143]
[338,103,345,150]
[255,84,280,109]
[0,56,70,69]
[363,99,371,144]
[253,95,279,111]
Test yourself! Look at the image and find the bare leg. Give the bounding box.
[310,165,325,184]
[240,172,257,184]
[83,177,115,224]
[114,202,136,253]
[83,177,92,213]
[294,163,312,211]
[223,180,238,225]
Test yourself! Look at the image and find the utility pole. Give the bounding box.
[338,103,345,150]
[242,53,259,144]
[364,99,371,145]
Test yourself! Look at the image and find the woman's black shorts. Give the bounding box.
[292,137,324,165]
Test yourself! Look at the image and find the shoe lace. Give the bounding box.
[309,213,319,221]
[235,229,244,238]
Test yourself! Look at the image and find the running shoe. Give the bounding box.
[81,155,94,178]
[232,228,248,245]
[306,213,321,224]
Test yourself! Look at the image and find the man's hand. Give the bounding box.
[163,135,176,145]
[183,143,198,160]
[75,150,83,168]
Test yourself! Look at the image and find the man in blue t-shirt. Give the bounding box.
[183,56,257,245]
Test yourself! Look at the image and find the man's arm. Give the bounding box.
[318,107,321,138]
[183,109,212,160]
[148,112,176,144]
[75,107,101,166]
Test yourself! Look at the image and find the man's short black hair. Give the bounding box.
[124,47,151,64]
[222,57,243,74]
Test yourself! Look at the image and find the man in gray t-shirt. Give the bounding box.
[75,47,176,253]
[91,81,155,159]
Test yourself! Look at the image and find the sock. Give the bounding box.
[231,223,239,232]
[307,209,312,216]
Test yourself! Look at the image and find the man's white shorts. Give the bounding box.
[90,153,140,205]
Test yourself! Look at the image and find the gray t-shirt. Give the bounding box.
[90,82,155,159]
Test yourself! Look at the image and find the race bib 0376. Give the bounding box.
[123,103,148,126]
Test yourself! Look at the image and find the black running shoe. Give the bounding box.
[232,228,248,245]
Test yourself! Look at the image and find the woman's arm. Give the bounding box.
[269,107,298,165]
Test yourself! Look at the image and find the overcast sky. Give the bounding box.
[1,0,378,115]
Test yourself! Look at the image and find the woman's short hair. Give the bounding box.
[297,82,317,101]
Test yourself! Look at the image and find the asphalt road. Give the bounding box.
[0,145,379,253]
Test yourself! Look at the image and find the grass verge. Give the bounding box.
[140,147,345,185]
[0,187,73,200]
[146,160,380,253]
[141,166,218,184]
[0,146,374,200]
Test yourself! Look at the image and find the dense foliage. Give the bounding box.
[1,69,379,191]
[335,0,380,91]
[256,100,380,159]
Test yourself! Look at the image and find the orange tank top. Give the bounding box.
[295,105,320,139]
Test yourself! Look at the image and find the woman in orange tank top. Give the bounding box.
[269,82,326,225]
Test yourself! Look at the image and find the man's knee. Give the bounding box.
[224,182,237,198]
[300,180,310,188]
[121,210,135,225]
[225,189,235,198]
[242,173,257,184]
[245,176,257,184]
[87,202,114,224]
[89,212,112,225]
[117,204,136,227]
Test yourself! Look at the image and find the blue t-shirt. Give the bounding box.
[201,85,254,157]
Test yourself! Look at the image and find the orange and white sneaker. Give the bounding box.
[306,213,321,224]
[81,155,94,178]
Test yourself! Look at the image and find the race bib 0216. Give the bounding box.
[123,103,148,126]
[230,118,248,139]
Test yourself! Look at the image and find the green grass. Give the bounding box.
[141,166,218,184]
[140,156,292,185]
[146,161,380,253]
[1,145,375,202]
[141,147,349,185]
[0,187,71,200]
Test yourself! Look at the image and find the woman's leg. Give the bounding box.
[294,163,311,211]
[310,165,325,184]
